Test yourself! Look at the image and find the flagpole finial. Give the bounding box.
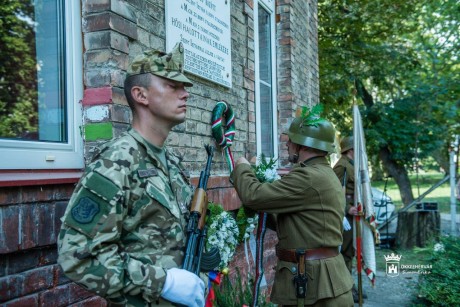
[351,86,358,105]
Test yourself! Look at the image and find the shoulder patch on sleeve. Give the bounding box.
[71,196,100,224]
[64,171,122,237]
[82,170,121,203]
[64,186,111,238]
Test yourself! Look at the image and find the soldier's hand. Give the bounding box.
[161,268,205,307]
[348,206,358,216]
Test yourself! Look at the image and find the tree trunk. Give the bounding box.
[370,154,384,181]
[431,145,449,174]
[379,147,414,206]
[396,211,440,248]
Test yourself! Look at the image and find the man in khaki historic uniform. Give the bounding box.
[333,136,365,303]
[58,43,205,307]
[231,116,354,306]
[333,136,355,272]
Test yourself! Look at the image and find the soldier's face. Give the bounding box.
[145,75,190,125]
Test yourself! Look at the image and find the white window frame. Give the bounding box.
[0,1,83,170]
[254,0,278,160]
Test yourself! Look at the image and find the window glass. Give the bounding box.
[0,1,66,142]
[0,0,83,170]
[257,4,275,157]
[260,83,273,155]
[258,9,271,84]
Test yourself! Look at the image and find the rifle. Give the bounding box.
[182,144,221,275]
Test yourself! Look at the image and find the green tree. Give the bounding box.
[319,0,460,205]
[0,0,38,139]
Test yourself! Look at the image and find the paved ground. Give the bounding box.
[353,213,459,307]
[440,212,460,236]
[352,270,419,307]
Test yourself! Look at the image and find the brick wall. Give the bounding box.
[0,185,106,306]
[277,0,320,167]
[0,0,318,305]
[81,0,254,176]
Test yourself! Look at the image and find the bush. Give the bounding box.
[417,236,460,306]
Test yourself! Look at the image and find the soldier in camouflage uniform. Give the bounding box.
[231,116,354,306]
[58,43,205,307]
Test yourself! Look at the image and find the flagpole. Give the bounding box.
[353,104,363,307]
[356,205,363,306]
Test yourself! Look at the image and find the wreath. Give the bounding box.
[211,101,235,149]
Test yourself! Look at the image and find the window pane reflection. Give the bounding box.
[258,5,274,157]
[0,0,66,142]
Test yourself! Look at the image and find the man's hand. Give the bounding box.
[161,268,205,307]
[348,206,358,216]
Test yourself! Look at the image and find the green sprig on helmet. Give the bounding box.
[298,104,324,127]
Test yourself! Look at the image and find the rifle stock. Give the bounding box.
[182,145,221,275]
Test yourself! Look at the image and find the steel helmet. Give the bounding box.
[340,136,354,153]
[287,117,336,153]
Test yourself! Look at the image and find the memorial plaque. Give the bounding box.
[166,0,232,88]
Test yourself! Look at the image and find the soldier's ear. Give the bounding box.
[131,86,149,107]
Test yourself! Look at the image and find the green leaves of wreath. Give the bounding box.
[211,101,235,148]
[211,101,236,171]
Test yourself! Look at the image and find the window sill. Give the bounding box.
[0,170,83,187]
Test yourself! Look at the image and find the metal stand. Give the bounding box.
[380,177,391,249]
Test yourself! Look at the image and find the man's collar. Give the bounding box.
[300,155,328,167]
[128,128,169,173]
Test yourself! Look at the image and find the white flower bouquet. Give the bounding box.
[252,154,281,183]
[206,202,240,270]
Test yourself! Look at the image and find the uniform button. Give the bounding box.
[292,266,297,273]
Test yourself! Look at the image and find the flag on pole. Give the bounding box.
[353,104,379,287]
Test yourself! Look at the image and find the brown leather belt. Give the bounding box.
[276,247,339,262]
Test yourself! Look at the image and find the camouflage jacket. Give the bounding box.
[58,128,193,306]
[231,156,353,305]
[333,155,355,215]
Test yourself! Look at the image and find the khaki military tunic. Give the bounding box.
[333,156,354,210]
[231,156,353,306]
[58,128,193,306]
[333,156,355,273]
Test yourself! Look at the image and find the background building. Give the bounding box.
[0,0,319,304]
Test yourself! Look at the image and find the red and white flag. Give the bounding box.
[353,104,379,286]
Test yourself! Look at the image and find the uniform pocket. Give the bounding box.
[272,260,297,300]
[324,256,354,297]
[145,179,180,218]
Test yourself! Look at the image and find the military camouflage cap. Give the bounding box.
[127,42,193,87]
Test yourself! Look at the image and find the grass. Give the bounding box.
[364,172,460,304]
[372,171,459,214]
[371,171,457,271]
[374,245,432,272]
